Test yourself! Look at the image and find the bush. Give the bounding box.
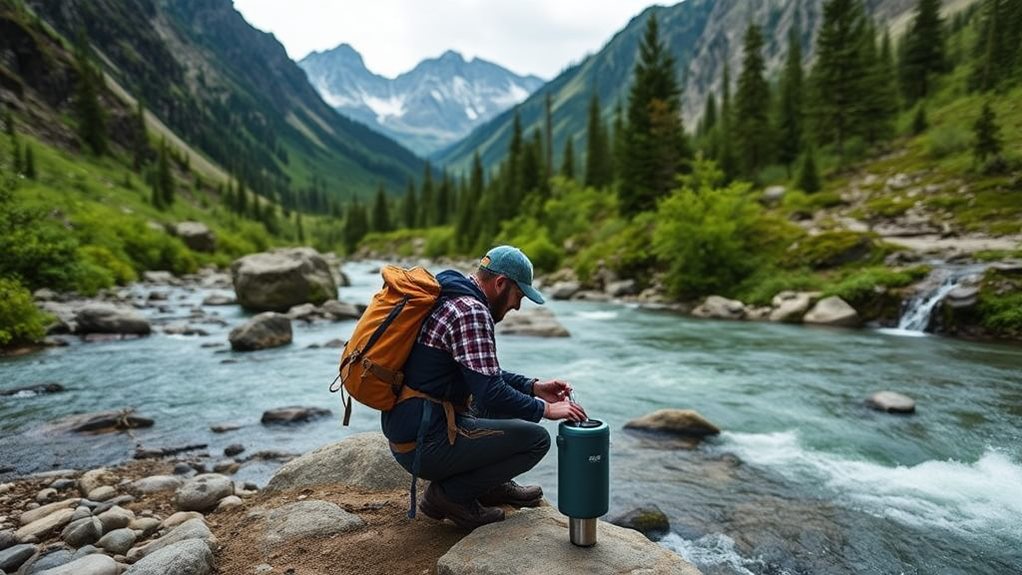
[783,231,877,269]
[652,161,764,299]
[736,268,824,306]
[574,213,656,285]
[423,227,455,258]
[0,185,81,291]
[926,124,970,158]
[0,277,50,346]
[822,265,931,307]
[499,217,563,273]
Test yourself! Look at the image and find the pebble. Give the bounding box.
[216,496,243,512]
[48,479,76,492]
[86,486,116,502]
[224,444,245,457]
[35,489,57,504]
[96,528,136,555]
[97,506,134,532]
[61,516,103,548]
[161,511,204,530]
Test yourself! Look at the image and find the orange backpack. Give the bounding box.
[330,266,441,425]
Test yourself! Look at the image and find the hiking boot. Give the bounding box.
[419,482,505,530]
[477,480,543,508]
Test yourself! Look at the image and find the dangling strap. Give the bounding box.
[407,401,433,519]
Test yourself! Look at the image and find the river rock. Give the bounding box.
[436,506,700,575]
[20,500,80,526]
[74,304,151,336]
[128,517,161,538]
[201,294,235,306]
[496,308,570,338]
[265,432,409,493]
[692,296,746,320]
[60,516,102,547]
[263,500,364,547]
[571,290,611,302]
[96,506,133,531]
[126,518,216,562]
[803,296,861,327]
[175,474,234,513]
[0,544,36,572]
[215,496,243,512]
[0,383,65,397]
[15,508,74,541]
[609,505,671,541]
[231,248,337,312]
[769,291,818,323]
[130,476,183,494]
[96,528,135,555]
[605,279,638,297]
[260,406,331,425]
[173,222,216,253]
[124,538,214,575]
[866,391,916,414]
[161,512,204,530]
[34,553,118,575]
[943,285,979,309]
[86,486,116,502]
[142,271,173,283]
[319,299,361,321]
[93,495,134,514]
[35,488,57,504]
[228,312,292,351]
[78,469,115,497]
[224,444,245,457]
[43,410,153,435]
[549,281,580,300]
[624,409,721,438]
[285,303,319,322]
[0,530,17,550]
[24,548,73,573]
[762,185,786,204]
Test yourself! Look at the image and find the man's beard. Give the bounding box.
[490,284,514,323]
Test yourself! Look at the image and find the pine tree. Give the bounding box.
[912,104,928,134]
[796,145,822,193]
[620,13,687,215]
[971,0,1021,91]
[717,62,739,181]
[402,179,418,229]
[73,32,107,156]
[972,101,1002,164]
[777,28,804,176]
[560,137,575,180]
[436,172,452,225]
[157,140,174,207]
[419,163,434,227]
[24,145,36,179]
[521,130,543,195]
[343,199,369,253]
[611,101,625,184]
[545,93,553,181]
[371,184,391,233]
[859,23,897,143]
[584,92,611,189]
[3,107,13,137]
[699,93,717,137]
[502,111,524,219]
[456,153,485,250]
[900,0,947,103]
[12,141,22,175]
[735,24,772,178]
[811,0,869,157]
[133,100,148,171]
[296,212,305,243]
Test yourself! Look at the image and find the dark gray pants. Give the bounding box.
[394,414,550,504]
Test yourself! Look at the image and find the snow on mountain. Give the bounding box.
[300,45,544,156]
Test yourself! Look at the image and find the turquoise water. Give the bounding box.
[2,260,1021,574]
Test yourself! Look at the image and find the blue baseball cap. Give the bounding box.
[479,245,545,304]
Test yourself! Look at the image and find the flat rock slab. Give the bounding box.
[265,432,409,493]
[866,391,916,414]
[42,411,153,435]
[436,507,701,575]
[260,406,331,425]
[263,500,364,546]
[624,409,721,438]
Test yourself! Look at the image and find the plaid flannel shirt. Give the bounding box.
[418,294,501,376]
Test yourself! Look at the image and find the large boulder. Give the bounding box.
[74,304,151,335]
[496,308,570,338]
[228,313,292,351]
[436,506,701,575]
[173,222,216,253]
[124,539,214,575]
[769,291,818,323]
[231,248,337,312]
[174,474,234,513]
[265,432,409,493]
[262,500,364,546]
[691,296,746,320]
[803,296,861,327]
[549,281,581,300]
[624,409,721,438]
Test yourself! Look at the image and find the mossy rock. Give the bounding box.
[784,231,878,270]
[609,505,671,541]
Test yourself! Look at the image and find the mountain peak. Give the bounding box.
[438,49,465,63]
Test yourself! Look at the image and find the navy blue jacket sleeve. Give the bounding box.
[462,366,545,422]
[501,369,536,396]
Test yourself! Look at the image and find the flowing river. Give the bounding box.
[2,260,1020,574]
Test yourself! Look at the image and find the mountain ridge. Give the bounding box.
[300,44,544,156]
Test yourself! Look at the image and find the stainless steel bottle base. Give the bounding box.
[569,517,597,546]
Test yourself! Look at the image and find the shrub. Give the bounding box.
[926,124,970,158]
[822,265,931,307]
[736,268,824,306]
[783,231,877,269]
[423,227,455,258]
[0,277,50,346]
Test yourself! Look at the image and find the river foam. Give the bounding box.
[718,430,1022,541]
[659,532,780,575]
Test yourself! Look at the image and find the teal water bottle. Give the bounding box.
[556,418,610,546]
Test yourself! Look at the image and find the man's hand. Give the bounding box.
[534,379,572,404]
[543,399,587,422]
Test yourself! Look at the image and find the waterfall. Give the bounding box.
[894,265,985,334]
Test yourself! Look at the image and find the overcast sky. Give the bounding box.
[232,0,658,80]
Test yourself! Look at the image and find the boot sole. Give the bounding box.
[419,498,504,530]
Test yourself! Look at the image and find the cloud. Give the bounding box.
[232,0,657,79]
